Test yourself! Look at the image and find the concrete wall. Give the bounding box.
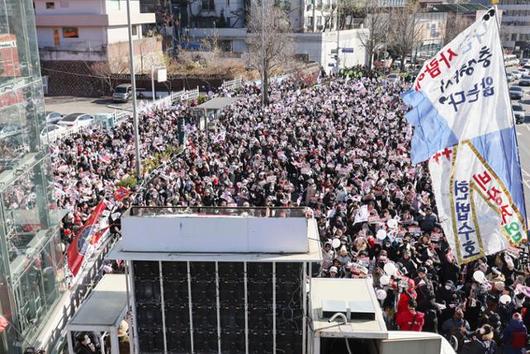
[189,27,368,72]
[107,26,141,44]
[107,37,164,73]
[41,59,227,97]
[293,29,368,73]
[38,27,107,49]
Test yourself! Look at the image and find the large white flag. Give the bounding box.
[403,9,527,264]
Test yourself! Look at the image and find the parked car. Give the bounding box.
[45,111,63,124]
[506,73,514,82]
[513,104,525,124]
[112,84,133,103]
[40,124,66,143]
[386,73,401,83]
[57,113,94,129]
[509,86,523,100]
[512,70,524,80]
[519,75,530,86]
[0,123,24,139]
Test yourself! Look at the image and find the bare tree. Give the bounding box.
[443,12,472,45]
[87,62,114,95]
[246,0,293,105]
[387,2,422,72]
[338,0,367,30]
[358,0,388,70]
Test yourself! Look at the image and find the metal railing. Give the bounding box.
[221,77,243,91]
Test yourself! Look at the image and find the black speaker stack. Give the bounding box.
[132,260,304,354]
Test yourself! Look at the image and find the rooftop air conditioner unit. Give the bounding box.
[348,300,376,321]
[321,299,349,320]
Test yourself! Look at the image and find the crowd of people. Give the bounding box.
[44,71,530,354]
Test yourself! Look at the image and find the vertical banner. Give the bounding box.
[429,144,525,264]
[403,9,527,264]
[67,201,108,276]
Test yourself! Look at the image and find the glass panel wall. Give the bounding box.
[0,0,66,352]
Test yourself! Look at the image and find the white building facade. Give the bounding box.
[184,0,368,72]
[497,0,530,57]
[34,0,160,64]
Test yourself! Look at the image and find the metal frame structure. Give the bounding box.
[127,260,311,354]
[65,274,128,354]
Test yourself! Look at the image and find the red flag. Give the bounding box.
[67,201,107,276]
[90,226,110,247]
[0,316,8,332]
[114,186,131,202]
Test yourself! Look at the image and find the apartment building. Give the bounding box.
[34,0,164,95]
[497,0,530,57]
[179,0,367,73]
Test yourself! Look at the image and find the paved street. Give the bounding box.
[516,124,530,222]
[44,96,151,115]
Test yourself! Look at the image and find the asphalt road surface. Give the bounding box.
[516,124,530,222]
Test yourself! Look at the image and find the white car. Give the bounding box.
[512,70,524,80]
[45,111,63,124]
[386,73,401,83]
[0,123,24,139]
[40,124,66,144]
[57,113,94,129]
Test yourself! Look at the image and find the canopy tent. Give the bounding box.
[193,97,240,130]
[66,274,129,354]
[195,96,240,111]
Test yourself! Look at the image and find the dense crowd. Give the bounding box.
[46,74,530,354]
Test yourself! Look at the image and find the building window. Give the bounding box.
[132,25,137,36]
[62,27,79,38]
[511,33,517,41]
[202,0,214,11]
[45,2,55,9]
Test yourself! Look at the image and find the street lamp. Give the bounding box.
[126,0,142,178]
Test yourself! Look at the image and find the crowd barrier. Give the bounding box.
[221,77,243,91]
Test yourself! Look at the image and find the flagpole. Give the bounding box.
[490,7,529,230]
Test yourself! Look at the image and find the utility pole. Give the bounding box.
[335,0,340,74]
[312,0,317,32]
[261,0,266,106]
[126,0,142,178]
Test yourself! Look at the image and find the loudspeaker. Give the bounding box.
[138,328,164,353]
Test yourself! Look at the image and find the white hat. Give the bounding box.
[376,229,387,241]
[473,270,487,284]
[499,294,511,305]
[384,262,398,277]
[387,219,398,229]
[376,289,387,301]
[330,266,338,273]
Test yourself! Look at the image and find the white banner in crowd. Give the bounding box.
[428,144,526,264]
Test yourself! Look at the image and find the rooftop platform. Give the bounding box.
[108,206,322,262]
[194,96,240,110]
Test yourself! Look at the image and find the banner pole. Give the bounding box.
[491,7,529,232]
